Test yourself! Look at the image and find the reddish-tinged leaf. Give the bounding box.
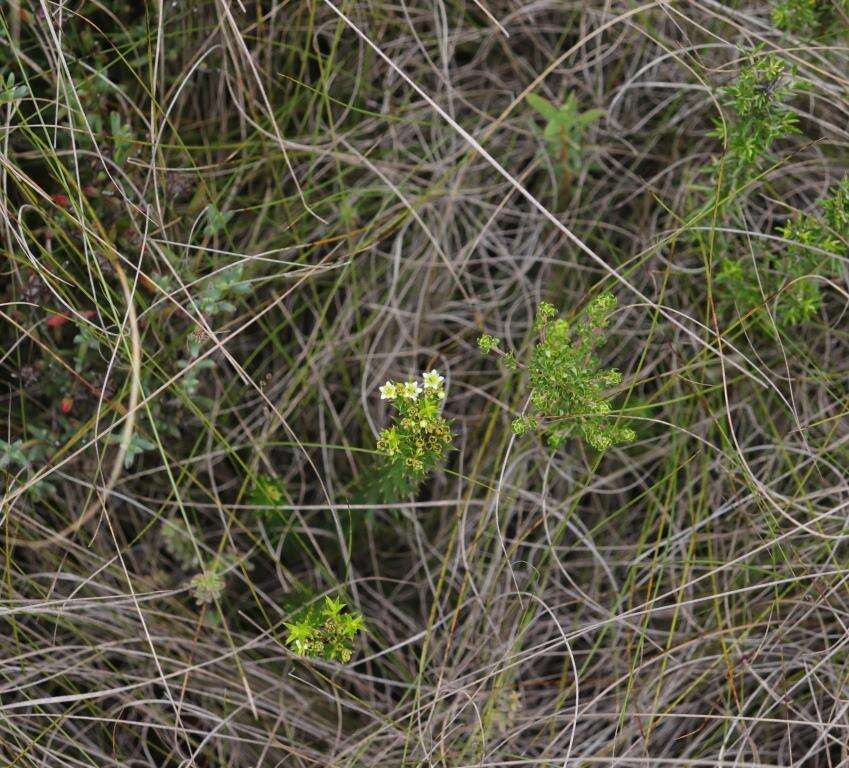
[46,313,70,327]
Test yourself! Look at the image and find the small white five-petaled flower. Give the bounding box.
[402,381,423,400]
[379,382,398,400]
[422,370,444,390]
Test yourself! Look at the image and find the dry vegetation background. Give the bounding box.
[3,0,849,765]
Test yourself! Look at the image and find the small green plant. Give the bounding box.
[717,177,849,327]
[704,49,834,329]
[189,563,226,605]
[249,473,285,506]
[73,324,101,373]
[490,688,522,737]
[480,295,635,452]
[715,256,764,320]
[710,49,799,183]
[248,473,288,520]
[773,0,847,36]
[203,204,234,237]
[0,72,27,103]
[776,178,849,321]
[822,176,849,235]
[108,111,135,165]
[375,370,452,496]
[526,92,604,177]
[161,514,200,570]
[0,437,55,496]
[773,216,838,325]
[284,596,365,663]
[178,357,215,398]
[109,431,156,469]
[197,264,250,316]
[477,334,501,355]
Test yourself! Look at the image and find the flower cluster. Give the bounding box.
[284,596,365,663]
[379,370,445,402]
[375,370,452,494]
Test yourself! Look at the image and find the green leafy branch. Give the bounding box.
[773,0,849,38]
[480,294,635,452]
[709,49,800,185]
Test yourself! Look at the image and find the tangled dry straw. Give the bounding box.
[3,0,849,765]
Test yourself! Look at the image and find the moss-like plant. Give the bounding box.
[480,294,634,452]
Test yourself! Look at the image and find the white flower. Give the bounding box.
[379,381,398,400]
[401,381,422,400]
[422,369,445,391]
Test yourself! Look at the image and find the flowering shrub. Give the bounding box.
[375,370,452,496]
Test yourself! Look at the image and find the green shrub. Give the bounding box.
[480,295,634,452]
[773,0,848,36]
[709,49,799,184]
[717,177,849,328]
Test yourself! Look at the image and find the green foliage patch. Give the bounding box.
[480,295,635,452]
[284,596,365,663]
[710,49,800,184]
